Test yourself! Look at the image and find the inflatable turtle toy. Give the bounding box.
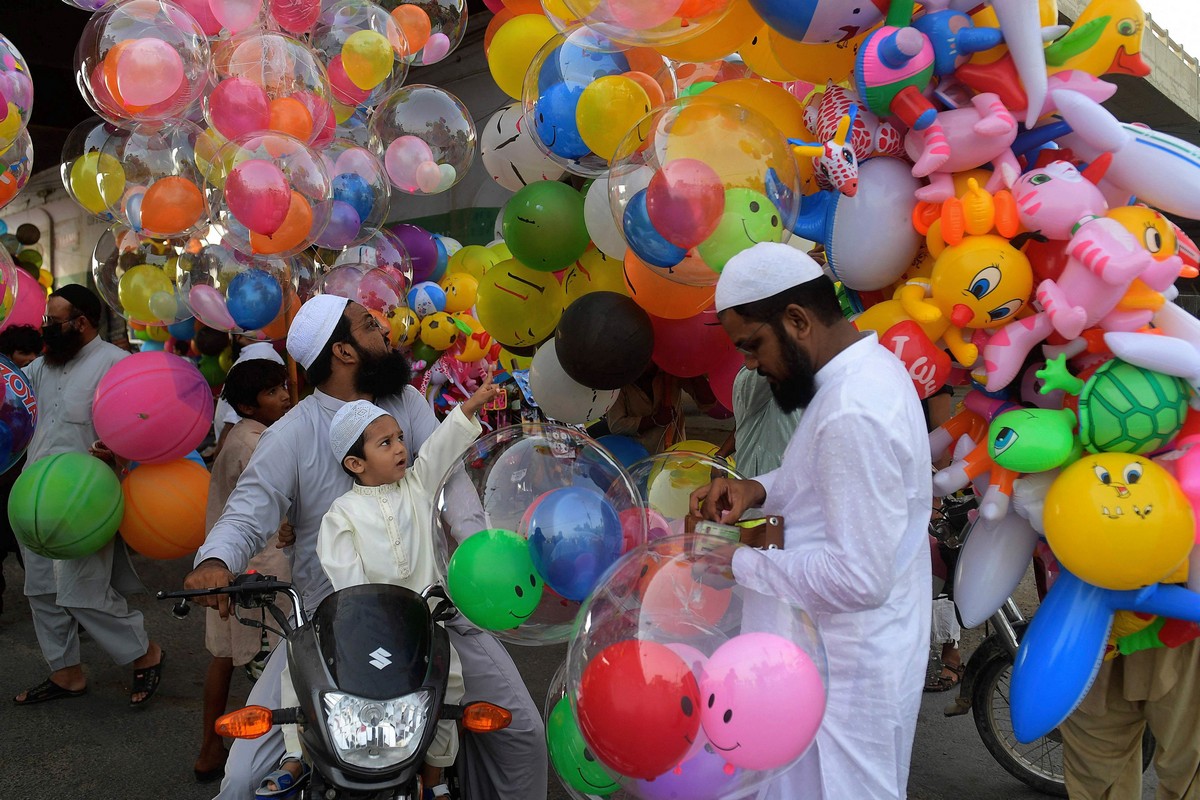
[1037,354,1190,455]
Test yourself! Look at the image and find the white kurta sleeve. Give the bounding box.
[736,410,912,615]
[316,503,370,591]
[410,406,483,494]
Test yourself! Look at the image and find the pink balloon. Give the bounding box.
[328,56,371,107]
[174,0,223,36]
[415,160,442,193]
[269,0,321,34]
[384,136,434,192]
[699,632,825,771]
[422,32,452,64]
[483,0,505,11]
[116,39,185,107]
[0,269,46,334]
[209,0,263,33]
[646,159,726,249]
[225,159,292,236]
[188,284,237,331]
[208,77,270,140]
[293,91,335,148]
[651,307,734,378]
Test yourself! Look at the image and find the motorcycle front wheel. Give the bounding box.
[971,653,1155,797]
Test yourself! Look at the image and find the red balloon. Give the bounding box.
[877,320,951,399]
[645,159,725,250]
[705,347,744,411]
[650,307,735,378]
[577,639,700,779]
[209,77,270,141]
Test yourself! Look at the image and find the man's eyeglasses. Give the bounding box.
[734,320,770,357]
[41,314,81,329]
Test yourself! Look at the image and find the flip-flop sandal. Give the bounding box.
[13,677,87,705]
[130,651,165,708]
[255,761,310,799]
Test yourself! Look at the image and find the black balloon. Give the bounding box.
[555,292,653,391]
[194,325,231,357]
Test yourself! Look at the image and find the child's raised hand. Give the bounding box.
[462,365,499,418]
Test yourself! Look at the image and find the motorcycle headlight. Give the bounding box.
[321,690,433,769]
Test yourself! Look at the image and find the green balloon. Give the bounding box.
[447,529,543,631]
[197,354,227,387]
[696,187,785,273]
[547,696,620,796]
[502,181,590,272]
[988,408,1079,474]
[10,453,124,559]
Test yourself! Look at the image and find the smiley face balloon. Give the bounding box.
[446,528,544,631]
[696,188,785,273]
[475,258,566,348]
[546,696,620,797]
[1043,454,1195,590]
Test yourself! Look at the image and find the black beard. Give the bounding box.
[769,331,817,413]
[352,344,413,399]
[42,327,85,366]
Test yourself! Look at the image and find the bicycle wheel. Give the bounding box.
[972,653,1068,796]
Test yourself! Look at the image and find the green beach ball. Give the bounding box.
[9,452,124,559]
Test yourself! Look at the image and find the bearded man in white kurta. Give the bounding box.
[692,243,932,800]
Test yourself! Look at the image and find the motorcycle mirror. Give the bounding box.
[215,705,275,739]
[461,701,512,734]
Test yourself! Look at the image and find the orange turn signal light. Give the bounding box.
[462,701,512,733]
[215,705,274,739]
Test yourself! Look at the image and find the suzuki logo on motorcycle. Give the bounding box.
[368,648,392,670]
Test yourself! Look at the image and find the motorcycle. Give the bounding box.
[159,572,511,800]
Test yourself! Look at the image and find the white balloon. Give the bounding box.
[584,174,626,259]
[479,103,567,193]
[529,339,618,424]
[954,512,1039,628]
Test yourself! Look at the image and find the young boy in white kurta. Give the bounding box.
[273,372,498,798]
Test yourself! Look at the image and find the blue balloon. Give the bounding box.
[126,191,144,232]
[525,486,622,602]
[429,236,449,283]
[226,269,284,332]
[314,200,362,250]
[534,85,590,160]
[0,220,8,235]
[596,435,649,469]
[139,340,165,352]
[167,318,196,341]
[331,173,375,223]
[538,42,630,94]
[623,189,686,268]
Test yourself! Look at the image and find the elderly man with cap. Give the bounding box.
[690,242,932,800]
[13,284,166,707]
[185,296,547,800]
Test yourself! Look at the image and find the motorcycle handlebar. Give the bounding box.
[157,574,305,632]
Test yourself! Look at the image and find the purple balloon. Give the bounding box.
[388,223,438,282]
[631,731,741,800]
[314,200,362,249]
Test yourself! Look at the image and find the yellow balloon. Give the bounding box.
[0,103,19,149]
[421,311,462,351]
[563,247,628,304]
[440,272,479,313]
[769,28,866,84]
[576,76,652,161]
[1044,454,1194,590]
[475,258,564,349]
[447,244,499,281]
[487,15,557,100]
[143,324,171,342]
[71,152,126,216]
[656,0,761,62]
[738,26,798,81]
[342,30,393,90]
[701,78,807,138]
[118,263,174,323]
[487,241,513,262]
[396,306,420,346]
[497,345,533,373]
[218,347,234,372]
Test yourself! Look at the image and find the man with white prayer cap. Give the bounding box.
[691,242,932,800]
[185,295,547,800]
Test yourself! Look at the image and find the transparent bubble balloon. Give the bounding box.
[313,226,414,298]
[608,98,801,283]
[0,128,33,213]
[370,84,476,195]
[203,131,332,258]
[98,120,209,239]
[0,34,34,152]
[544,658,628,800]
[432,423,646,645]
[207,30,334,147]
[267,0,323,35]
[186,233,303,337]
[75,0,213,125]
[61,117,127,221]
[522,26,676,178]
[314,139,392,249]
[312,0,410,118]
[627,452,743,539]
[566,535,828,799]
[375,0,468,67]
[91,225,208,326]
[0,245,21,328]
[561,0,736,47]
[313,260,412,346]
[62,0,119,10]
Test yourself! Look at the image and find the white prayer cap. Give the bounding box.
[287,295,350,369]
[714,242,825,313]
[330,400,390,462]
[234,341,284,367]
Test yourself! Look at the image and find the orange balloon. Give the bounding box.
[390,4,432,53]
[269,96,314,141]
[623,70,666,109]
[141,177,205,235]
[102,41,150,113]
[484,9,515,54]
[702,78,806,138]
[503,0,544,13]
[623,251,714,320]
[250,191,312,255]
[768,27,869,84]
[656,0,761,62]
[120,459,210,560]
